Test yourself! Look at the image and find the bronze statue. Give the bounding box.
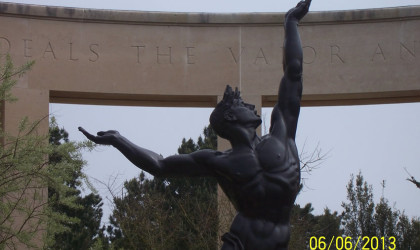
[79,1,311,249]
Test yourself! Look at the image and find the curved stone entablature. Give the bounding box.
[1,2,420,108]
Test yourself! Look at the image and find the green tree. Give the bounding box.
[312,208,342,250]
[374,196,398,241]
[107,125,218,249]
[289,204,342,250]
[0,54,97,248]
[47,118,104,250]
[341,172,420,250]
[289,203,316,250]
[341,171,376,243]
[395,212,420,249]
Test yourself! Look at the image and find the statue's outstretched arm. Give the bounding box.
[78,127,215,177]
[271,0,311,140]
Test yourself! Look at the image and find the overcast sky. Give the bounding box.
[6,0,420,223]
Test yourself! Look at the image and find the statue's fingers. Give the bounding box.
[304,0,312,9]
[78,127,97,141]
[78,127,92,137]
[296,1,305,7]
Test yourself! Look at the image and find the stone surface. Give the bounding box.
[0,2,419,114]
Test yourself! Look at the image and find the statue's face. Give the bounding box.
[210,94,261,140]
[228,101,262,129]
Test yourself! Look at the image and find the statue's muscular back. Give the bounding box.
[213,109,301,250]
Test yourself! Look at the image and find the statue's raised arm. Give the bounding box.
[270,0,311,140]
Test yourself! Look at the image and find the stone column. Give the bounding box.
[1,86,49,249]
[2,87,49,135]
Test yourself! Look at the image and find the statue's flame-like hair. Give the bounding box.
[209,85,243,140]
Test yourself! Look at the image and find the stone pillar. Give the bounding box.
[1,86,49,249]
[2,87,49,135]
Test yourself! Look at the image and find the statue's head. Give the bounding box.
[210,85,262,140]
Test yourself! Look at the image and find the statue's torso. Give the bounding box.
[214,134,300,249]
[216,134,300,216]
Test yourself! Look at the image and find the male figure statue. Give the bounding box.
[80,1,311,249]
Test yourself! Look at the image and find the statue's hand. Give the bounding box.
[286,0,311,22]
[78,127,120,145]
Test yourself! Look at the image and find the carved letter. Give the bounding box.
[400,41,416,60]
[23,39,32,58]
[43,42,56,59]
[0,37,11,55]
[303,46,316,64]
[330,45,344,64]
[89,44,99,62]
[69,42,79,61]
[186,47,195,64]
[157,47,172,64]
[132,45,145,63]
[254,48,269,64]
[228,47,244,64]
[371,44,386,61]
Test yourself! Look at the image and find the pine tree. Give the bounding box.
[47,118,104,250]
[341,171,376,244]
[341,172,420,250]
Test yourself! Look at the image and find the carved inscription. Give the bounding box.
[372,43,386,61]
[69,42,78,61]
[131,45,145,63]
[303,46,316,64]
[0,36,418,67]
[131,46,196,64]
[23,39,32,57]
[228,47,244,64]
[228,47,270,65]
[0,39,101,62]
[400,41,416,60]
[254,48,269,64]
[186,47,195,64]
[43,42,56,59]
[330,45,345,64]
[89,44,99,62]
[156,47,172,64]
[0,37,11,55]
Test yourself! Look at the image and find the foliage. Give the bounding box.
[0,54,99,249]
[341,171,376,240]
[290,172,420,250]
[0,54,43,248]
[46,118,104,250]
[106,125,218,249]
[289,203,316,249]
[311,208,343,249]
[0,54,34,103]
[289,204,342,250]
[341,171,420,250]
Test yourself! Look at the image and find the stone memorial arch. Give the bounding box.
[1,2,420,246]
[1,3,420,134]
